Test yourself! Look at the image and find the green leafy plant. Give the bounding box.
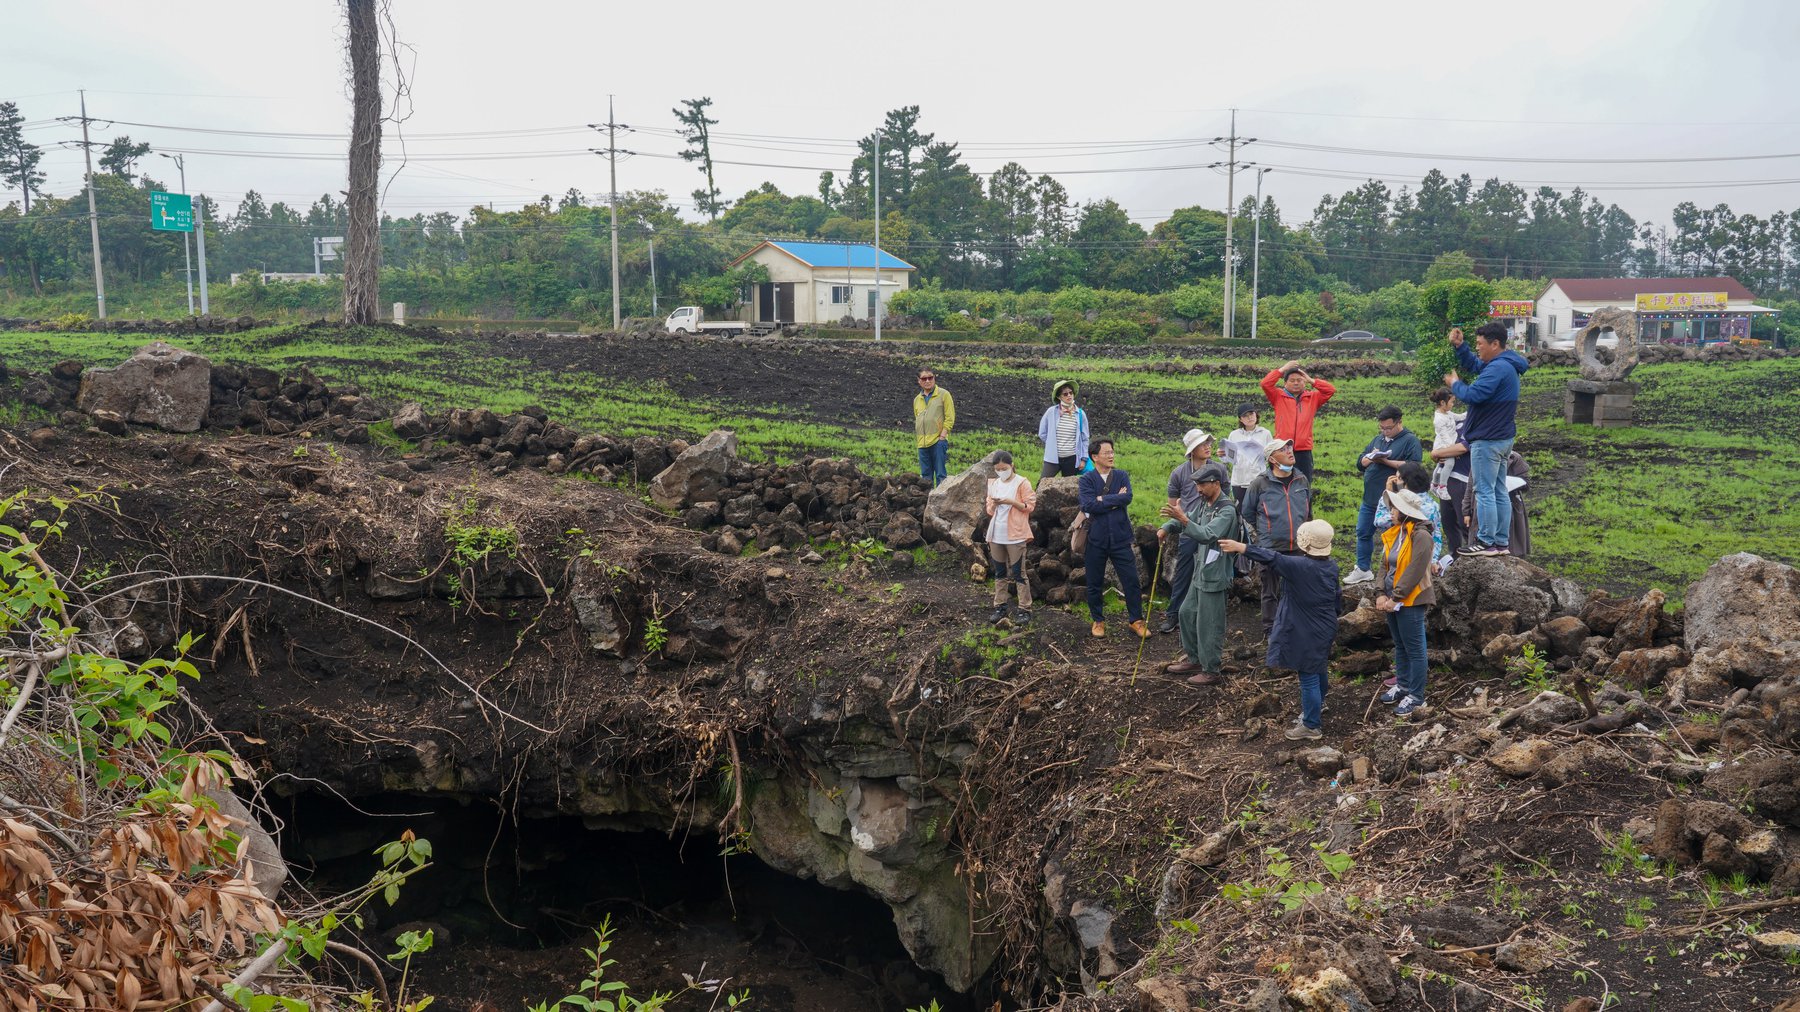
[527,916,749,1011]
[1506,642,1557,694]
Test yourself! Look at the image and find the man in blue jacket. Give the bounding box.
[1444,323,1530,557]
[1078,439,1150,640]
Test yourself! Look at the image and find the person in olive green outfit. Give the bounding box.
[912,367,955,486]
[1157,462,1238,685]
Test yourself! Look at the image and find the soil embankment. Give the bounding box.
[5,350,1800,1010]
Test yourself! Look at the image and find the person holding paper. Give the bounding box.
[1223,403,1273,503]
[1346,406,1422,586]
[1157,463,1238,685]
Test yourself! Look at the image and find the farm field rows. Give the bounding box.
[6,326,1797,599]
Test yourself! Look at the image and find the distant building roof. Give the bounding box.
[1546,276,1757,302]
[732,240,917,271]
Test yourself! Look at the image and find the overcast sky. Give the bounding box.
[9,0,1800,235]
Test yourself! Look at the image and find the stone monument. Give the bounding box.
[1563,307,1640,428]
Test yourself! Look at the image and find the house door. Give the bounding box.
[777,283,796,323]
[867,289,879,319]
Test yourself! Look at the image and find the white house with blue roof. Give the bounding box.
[728,240,916,326]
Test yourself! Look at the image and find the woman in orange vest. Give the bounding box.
[1373,488,1436,718]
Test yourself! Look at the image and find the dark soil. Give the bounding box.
[13,423,1800,1011]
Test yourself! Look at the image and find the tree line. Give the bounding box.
[4,100,1800,322]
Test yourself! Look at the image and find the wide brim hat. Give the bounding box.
[1053,379,1078,398]
[1390,488,1430,521]
[1182,427,1213,456]
[1296,519,1334,557]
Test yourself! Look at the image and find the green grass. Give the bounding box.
[7,325,1794,598]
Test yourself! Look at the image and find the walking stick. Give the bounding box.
[1131,534,1169,686]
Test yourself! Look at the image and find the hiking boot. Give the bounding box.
[1014,608,1032,625]
[988,605,1010,625]
[1186,671,1225,687]
[1129,619,1151,639]
[1344,567,1375,586]
[1165,660,1201,675]
[1090,621,1106,639]
[1284,720,1323,741]
[1379,684,1406,705]
[1394,695,1426,717]
[1156,617,1179,635]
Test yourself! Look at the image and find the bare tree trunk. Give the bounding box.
[342,0,381,324]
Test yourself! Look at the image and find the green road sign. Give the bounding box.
[150,191,193,232]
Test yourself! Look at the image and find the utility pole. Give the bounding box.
[873,128,882,343]
[1250,167,1271,341]
[196,188,210,314]
[161,152,195,316]
[65,90,107,319]
[639,217,657,315]
[1208,110,1256,340]
[589,101,632,332]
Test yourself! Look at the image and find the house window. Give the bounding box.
[1548,314,1558,336]
[830,285,852,304]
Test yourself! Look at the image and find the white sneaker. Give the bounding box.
[1344,567,1374,586]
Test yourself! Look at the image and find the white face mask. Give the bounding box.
[994,468,1012,480]
[1275,463,1294,474]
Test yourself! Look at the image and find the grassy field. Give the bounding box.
[6,326,1796,599]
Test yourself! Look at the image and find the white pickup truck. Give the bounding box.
[662,306,775,337]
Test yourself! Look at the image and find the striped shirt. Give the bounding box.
[1055,409,1079,456]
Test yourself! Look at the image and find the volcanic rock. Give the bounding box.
[76,342,212,433]
[649,428,738,510]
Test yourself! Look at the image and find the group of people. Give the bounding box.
[915,321,1534,737]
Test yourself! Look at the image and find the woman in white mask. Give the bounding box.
[984,451,1038,624]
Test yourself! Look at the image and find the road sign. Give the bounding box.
[150,191,193,232]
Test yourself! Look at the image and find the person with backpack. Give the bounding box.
[1238,438,1314,641]
[1218,519,1341,739]
[1155,428,1216,635]
[1157,462,1237,685]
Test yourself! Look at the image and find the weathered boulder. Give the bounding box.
[923,450,1007,552]
[1539,615,1591,657]
[1434,555,1565,647]
[1705,755,1800,829]
[1607,588,1666,653]
[882,512,925,550]
[649,428,737,510]
[1486,737,1560,778]
[391,400,430,438]
[1603,643,1687,687]
[204,788,289,901]
[76,342,212,432]
[1286,967,1373,1012]
[1683,554,1800,689]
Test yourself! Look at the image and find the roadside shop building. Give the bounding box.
[1534,276,1777,346]
[728,240,916,326]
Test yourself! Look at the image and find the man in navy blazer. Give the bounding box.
[1078,439,1150,639]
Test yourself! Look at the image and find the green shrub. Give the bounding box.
[941,311,978,332]
[1091,318,1146,343]
[1050,285,1104,315]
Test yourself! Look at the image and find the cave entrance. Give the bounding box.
[272,791,990,1012]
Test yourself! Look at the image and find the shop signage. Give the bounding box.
[1635,292,1729,312]
[1489,300,1535,317]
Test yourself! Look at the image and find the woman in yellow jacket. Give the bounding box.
[1374,488,1436,718]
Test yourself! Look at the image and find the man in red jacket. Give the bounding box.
[1260,360,1336,481]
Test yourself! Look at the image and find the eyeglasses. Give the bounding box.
[918,376,935,382]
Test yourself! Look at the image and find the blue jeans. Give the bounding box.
[1297,671,1327,730]
[1469,438,1514,547]
[1386,605,1428,701]
[1084,539,1144,623]
[1354,500,1378,570]
[1164,534,1199,619]
[917,439,949,486]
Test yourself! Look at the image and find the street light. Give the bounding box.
[1250,167,1273,341]
[159,152,195,316]
[638,217,657,315]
